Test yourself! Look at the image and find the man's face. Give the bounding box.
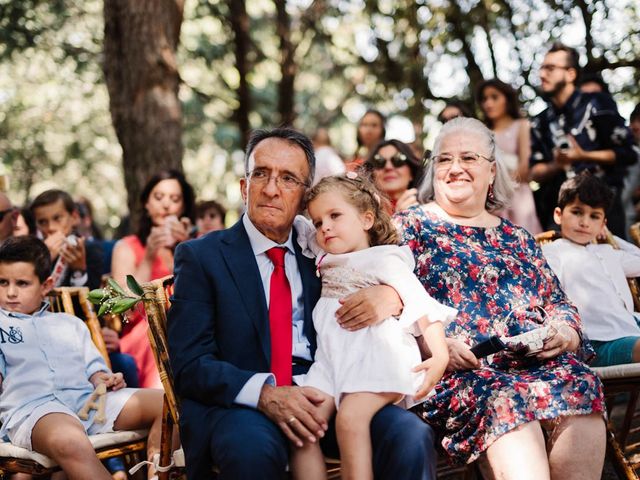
[539,51,575,98]
[240,137,310,243]
[0,195,16,241]
[33,199,77,239]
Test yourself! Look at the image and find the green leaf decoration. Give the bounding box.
[107,278,127,296]
[111,297,141,314]
[98,298,115,316]
[87,288,107,304]
[126,275,144,296]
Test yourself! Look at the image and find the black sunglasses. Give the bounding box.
[370,153,409,170]
[0,207,15,222]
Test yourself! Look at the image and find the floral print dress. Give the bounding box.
[394,206,605,464]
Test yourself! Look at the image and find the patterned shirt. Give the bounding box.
[530,90,637,187]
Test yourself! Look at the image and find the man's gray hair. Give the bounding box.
[244,128,316,186]
[417,117,514,212]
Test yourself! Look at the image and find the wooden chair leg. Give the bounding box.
[157,396,174,480]
[607,424,640,480]
[619,389,640,447]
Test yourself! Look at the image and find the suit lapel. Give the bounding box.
[220,221,271,364]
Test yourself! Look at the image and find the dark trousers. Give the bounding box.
[180,399,437,480]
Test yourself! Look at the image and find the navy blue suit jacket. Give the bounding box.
[167,218,320,409]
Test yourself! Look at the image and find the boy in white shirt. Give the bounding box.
[0,236,163,479]
[542,173,640,367]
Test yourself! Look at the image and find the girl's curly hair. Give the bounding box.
[305,174,398,246]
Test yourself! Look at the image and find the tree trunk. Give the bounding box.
[228,0,252,149]
[103,0,184,231]
[275,0,297,126]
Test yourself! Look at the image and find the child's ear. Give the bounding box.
[41,276,54,296]
[552,207,563,226]
[362,211,375,231]
[71,209,81,227]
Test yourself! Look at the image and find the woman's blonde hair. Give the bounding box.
[305,174,398,246]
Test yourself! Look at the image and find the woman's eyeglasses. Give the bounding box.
[370,153,408,170]
[431,152,493,170]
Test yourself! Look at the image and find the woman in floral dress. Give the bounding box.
[394,117,606,480]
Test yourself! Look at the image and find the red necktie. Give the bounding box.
[266,247,293,386]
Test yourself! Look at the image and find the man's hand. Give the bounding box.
[89,371,126,391]
[336,285,402,331]
[446,338,479,371]
[257,384,328,447]
[554,135,585,166]
[44,231,66,259]
[61,236,87,271]
[101,327,120,353]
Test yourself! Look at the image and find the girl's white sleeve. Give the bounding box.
[294,215,324,258]
[376,246,457,329]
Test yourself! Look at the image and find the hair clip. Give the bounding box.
[345,171,358,180]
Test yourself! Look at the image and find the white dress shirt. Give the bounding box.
[542,237,640,341]
[234,215,311,408]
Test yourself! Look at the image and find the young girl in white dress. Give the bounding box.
[291,173,455,480]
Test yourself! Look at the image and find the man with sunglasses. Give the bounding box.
[0,192,17,243]
[530,42,637,235]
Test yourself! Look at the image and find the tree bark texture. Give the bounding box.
[275,0,297,126]
[227,0,252,149]
[103,0,184,229]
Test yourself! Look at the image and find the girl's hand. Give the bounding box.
[446,338,479,371]
[413,356,447,400]
[537,321,580,360]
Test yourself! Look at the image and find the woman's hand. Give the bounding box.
[395,188,419,212]
[336,285,402,331]
[446,338,479,371]
[537,322,580,360]
[145,226,170,258]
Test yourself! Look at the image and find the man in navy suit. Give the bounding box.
[168,128,437,479]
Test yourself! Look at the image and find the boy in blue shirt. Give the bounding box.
[0,236,162,479]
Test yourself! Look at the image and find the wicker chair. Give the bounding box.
[0,286,148,478]
[140,276,349,479]
[536,230,640,479]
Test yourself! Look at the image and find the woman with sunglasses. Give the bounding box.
[477,79,542,234]
[364,139,424,213]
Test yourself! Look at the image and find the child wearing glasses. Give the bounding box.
[290,173,454,480]
[364,139,425,214]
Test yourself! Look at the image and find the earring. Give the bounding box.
[488,183,495,201]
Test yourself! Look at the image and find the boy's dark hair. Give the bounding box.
[557,172,613,212]
[0,236,52,282]
[547,42,581,81]
[578,71,609,93]
[30,189,76,214]
[195,200,227,223]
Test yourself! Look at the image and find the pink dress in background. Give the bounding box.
[494,120,542,235]
[118,235,172,388]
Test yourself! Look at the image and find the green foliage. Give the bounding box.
[88,276,149,316]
